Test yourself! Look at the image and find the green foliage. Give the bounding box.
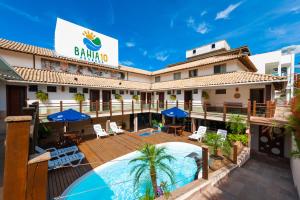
[202,91,209,100]
[130,144,176,198]
[114,94,123,101]
[226,115,246,134]
[36,90,48,102]
[38,123,51,139]
[204,133,231,156]
[227,134,248,145]
[74,93,85,102]
[160,181,171,199]
[133,94,140,101]
[169,95,176,101]
[152,120,162,128]
[139,184,154,200]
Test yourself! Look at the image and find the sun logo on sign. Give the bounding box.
[82,30,102,51]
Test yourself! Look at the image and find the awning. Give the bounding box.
[161,107,188,118]
[47,109,91,122]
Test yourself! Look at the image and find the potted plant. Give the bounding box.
[204,133,231,170]
[169,95,176,101]
[226,114,246,135]
[115,94,123,101]
[202,91,209,101]
[132,94,139,101]
[36,90,48,103]
[74,92,85,103]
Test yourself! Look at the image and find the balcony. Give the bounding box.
[36,100,289,123]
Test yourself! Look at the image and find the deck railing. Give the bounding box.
[36,99,289,121]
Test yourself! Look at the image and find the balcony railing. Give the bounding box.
[37,100,288,122]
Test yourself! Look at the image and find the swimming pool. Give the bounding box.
[138,130,160,137]
[61,142,202,200]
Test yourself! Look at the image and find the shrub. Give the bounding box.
[114,94,123,101]
[226,114,246,134]
[169,95,176,101]
[204,133,231,157]
[132,94,139,101]
[36,90,48,102]
[227,134,248,145]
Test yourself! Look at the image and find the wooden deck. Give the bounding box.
[48,130,201,199]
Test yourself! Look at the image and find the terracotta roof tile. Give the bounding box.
[13,66,151,90]
[151,72,286,90]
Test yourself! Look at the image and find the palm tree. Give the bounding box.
[130,144,176,198]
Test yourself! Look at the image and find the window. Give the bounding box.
[189,69,198,78]
[215,89,226,94]
[281,67,287,76]
[47,86,57,92]
[28,85,38,92]
[130,91,134,95]
[83,88,89,93]
[177,90,181,95]
[112,90,116,95]
[211,43,215,49]
[173,72,181,80]
[119,72,125,80]
[167,90,172,95]
[193,49,196,54]
[214,64,226,74]
[193,89,198,94]
[120,90,124,95]
[69,87,77,93]
[155,76,161,82]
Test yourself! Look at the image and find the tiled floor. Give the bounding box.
[189,153,299,200]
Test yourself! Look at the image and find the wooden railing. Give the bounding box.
[37,100,282,121]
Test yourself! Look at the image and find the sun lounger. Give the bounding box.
[188,126,207,141]
[35,145,78,159]
[93,124,109,138]
[217,129,227,141]
[110,122,124,134]
[48,152,85,170]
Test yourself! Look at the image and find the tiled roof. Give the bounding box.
[0,38,257,75]
[152,54,255,75]
[13,67,151,90]
[151,72,287,90]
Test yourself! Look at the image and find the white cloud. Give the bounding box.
[201,10,207,16]
[125,42,135,48]
[120,60,134,66]
[0,2,40,22]
[186,16,209,34]
[143,50,148,56]
[215,1,242,20]
[196,23,209,34]
[268,27,286,37]
[155,51,169,62]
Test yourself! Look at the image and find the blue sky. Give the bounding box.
[0,0,299,71]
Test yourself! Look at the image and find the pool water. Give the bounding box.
[139,130,160,137]
[62,142,202,200]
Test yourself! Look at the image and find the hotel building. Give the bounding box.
[0,39,293,157]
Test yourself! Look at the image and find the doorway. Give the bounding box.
[157,92,164,108]
[147,92,152,109]
[184,90,193,110]
[102,90,111,111]
[258,126,284,157]
[90,89,100,111]
[250,88,265,114]
[6,85,27,116]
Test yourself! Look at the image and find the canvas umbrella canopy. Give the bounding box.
[161,107,188,118]
[47,108,90,122]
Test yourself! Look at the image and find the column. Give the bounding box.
[191,118,196,133]
[134,114,138,132]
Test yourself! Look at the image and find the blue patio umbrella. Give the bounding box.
[161,107,188,118]
[47,108,90,122]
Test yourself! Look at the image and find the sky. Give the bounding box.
[0,0,300,71]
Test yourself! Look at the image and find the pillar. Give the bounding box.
[162,115,165,126]
[202,145,209,180]
[149,112,152,127]
[106,119,110,133]
[191,118,196,133]
[134,114,138,132]
[4,116,32,200]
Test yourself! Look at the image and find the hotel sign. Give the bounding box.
[55,18,118,67]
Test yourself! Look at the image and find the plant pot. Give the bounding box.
[209,154,223,171]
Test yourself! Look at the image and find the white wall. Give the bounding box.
[0,49,34,68]
[127,72,151,83]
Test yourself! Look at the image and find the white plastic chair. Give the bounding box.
[93,124,109,138]
[35,145,78,159]
[217,129,228,141]
[48,152,85,170]
[188,126,207,141]
[110,122,124,134]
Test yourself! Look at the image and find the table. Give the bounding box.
[63,131,82,145]
[167,125,183,136]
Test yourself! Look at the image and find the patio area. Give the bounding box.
[188,152,298,200]
[48,130,203,199]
